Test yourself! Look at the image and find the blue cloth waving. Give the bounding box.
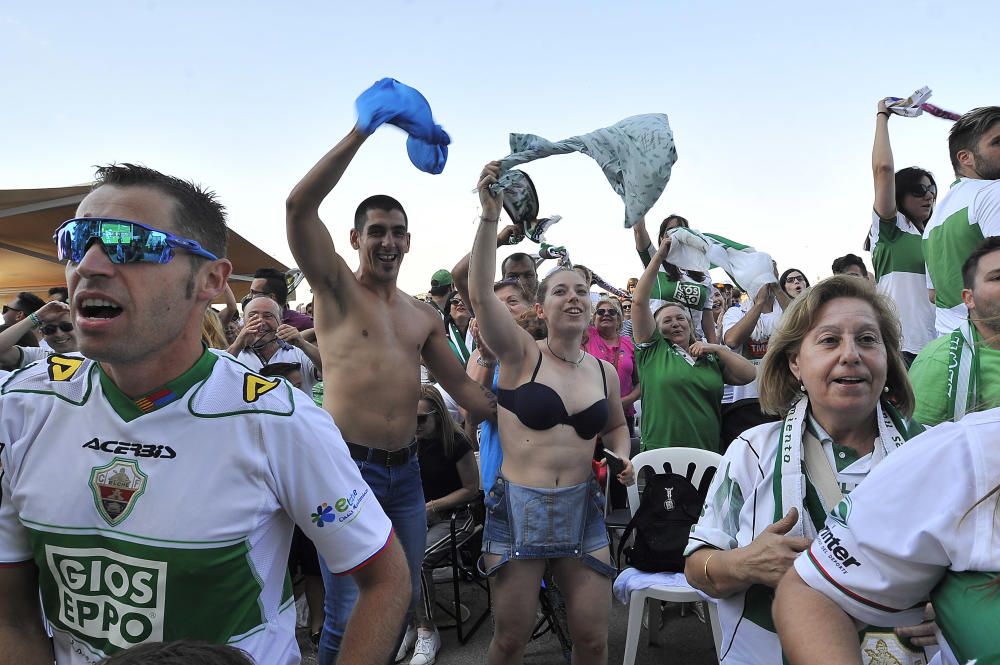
[355,78,451,174]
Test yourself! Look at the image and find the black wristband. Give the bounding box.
[877,111,891,119]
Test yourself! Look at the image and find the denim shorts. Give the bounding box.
[482,474,615,578]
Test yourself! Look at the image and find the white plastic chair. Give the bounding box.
[622,447,723,665]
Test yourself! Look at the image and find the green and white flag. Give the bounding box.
[665,227,776,301]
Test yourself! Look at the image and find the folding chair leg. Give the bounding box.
[451,522,465,643]
[622,590,647,665]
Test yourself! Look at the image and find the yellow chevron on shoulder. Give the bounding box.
[244,373,281,403]
[47,354,85,382]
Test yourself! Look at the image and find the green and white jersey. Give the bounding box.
[0,345,55,371]
[686,401,914,664]
[0,349,392,665]
[908,325,1000,426]
[795,408,1000,664]
[922,178,1000,336]
[869,210,935,354]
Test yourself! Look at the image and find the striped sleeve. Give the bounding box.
[793,420,979,627]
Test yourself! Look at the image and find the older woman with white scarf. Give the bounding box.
[683,275,934,665]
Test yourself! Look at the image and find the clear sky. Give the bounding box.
[2,2,995,298]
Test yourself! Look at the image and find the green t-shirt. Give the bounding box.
[909,328,1000,426]
[635,336,724,451]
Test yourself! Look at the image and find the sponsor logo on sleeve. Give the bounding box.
[310,488,370,529]
[89,459,148,526]
[48,355,85,382]
[817,526,862,570]
[44,545,166,650]
[243,374,280,403]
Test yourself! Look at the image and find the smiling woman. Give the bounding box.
[468,161,636,665]
[631,236,757,452]
[683,275,927,665]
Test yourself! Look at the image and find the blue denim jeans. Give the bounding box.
[482,474,615,578]
[318,454,426,665]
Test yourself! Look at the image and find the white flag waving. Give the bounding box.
[665,227,776,301]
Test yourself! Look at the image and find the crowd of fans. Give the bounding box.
[0,100,999,665]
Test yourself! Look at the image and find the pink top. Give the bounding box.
[583,325,637,416]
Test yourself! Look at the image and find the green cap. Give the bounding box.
[430,269,453,288]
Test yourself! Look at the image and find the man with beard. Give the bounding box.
[910,236,1000,425]
[228,295,321,395]
[924,106,1000,335]
[285,125,497,665]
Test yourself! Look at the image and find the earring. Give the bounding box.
[799,384,806,393]
[883,385,890,393]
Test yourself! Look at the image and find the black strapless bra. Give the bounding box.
[496,352,609,440]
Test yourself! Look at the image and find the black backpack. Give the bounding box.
[616,463,714,573]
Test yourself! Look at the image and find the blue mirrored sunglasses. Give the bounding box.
[53,217,218,265]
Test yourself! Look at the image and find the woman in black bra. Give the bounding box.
[470,162,635,665]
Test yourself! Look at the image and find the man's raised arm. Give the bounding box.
[285,128,369,295]
[451,223,522,314]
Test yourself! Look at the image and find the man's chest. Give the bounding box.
[7,404,274,541]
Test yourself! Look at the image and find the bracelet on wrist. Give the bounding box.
[28,312,43,330]
[877,111,891,119]
[479,216,499,224]
[704,551,717,585]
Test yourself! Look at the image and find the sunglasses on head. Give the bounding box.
[416,411,437,424]
[595,308,619,317]
[54,217,219,265]
[41,321,74,336]
[905,183,937,198]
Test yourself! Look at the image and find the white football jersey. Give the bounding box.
[0,350,392,664]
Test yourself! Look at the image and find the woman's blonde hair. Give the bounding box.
[201,308,228,350]
[758,275,913,417]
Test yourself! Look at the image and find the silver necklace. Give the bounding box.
[546,337,585,366]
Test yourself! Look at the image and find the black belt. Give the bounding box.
[346,440,417,467]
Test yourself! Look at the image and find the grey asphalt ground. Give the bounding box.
[297,582,718,665]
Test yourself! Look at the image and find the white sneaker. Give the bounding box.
[409,628,441,665]
[395,625,417,663]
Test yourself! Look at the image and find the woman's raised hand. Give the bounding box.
[736,508,813,588]
[477,161,503,222]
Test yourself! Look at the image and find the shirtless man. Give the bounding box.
[286,126,497,665]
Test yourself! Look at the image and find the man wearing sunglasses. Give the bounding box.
[2,292,45,329]
[286,124,498,665]
[0,300,78,371]
[0,164,408,665]
[924,106,1000,336]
